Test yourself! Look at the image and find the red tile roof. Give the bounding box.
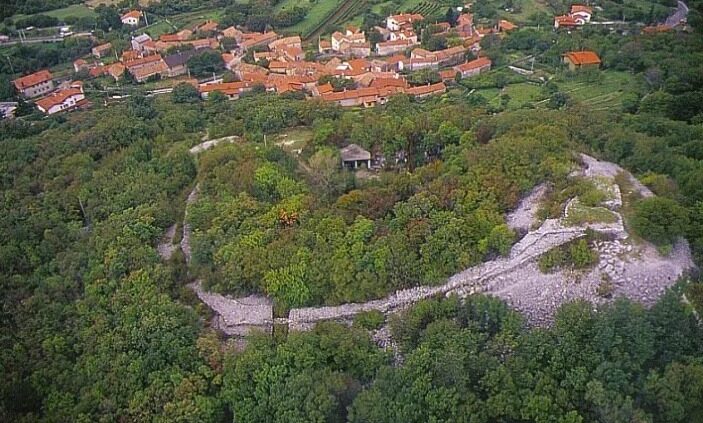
[124,54,163,69]
[131,61,167,80]
[321,86,402,102]
[555,15,580,26]
[563,50,601,65]
[35,87,82,111]
[93,42,112,53]
[316,83,333,94]
[199,81,254,95]
[159,34,183,42]
[499,20,517,31]
[570,5,592,14]
[121,10,142,20]
[455,57,492,72]
[439,69,458,80]
[89,66,107,78]
[370,77,408,89]
[197,21,218,32]
[406,82,446,96]
[388,13,424,25]
[121,50,140,61]
[13,70,52,90]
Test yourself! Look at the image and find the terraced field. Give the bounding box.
[411,1,445,19]
[302,0,367,40]
[277,0,345,38]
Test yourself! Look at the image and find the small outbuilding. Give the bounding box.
[340,144,371,169]
[562,51,601,71]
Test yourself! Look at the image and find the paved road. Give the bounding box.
[1,32,92,45]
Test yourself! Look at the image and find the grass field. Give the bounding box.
[144,9,224,38]
[277,0,345,36]
[85,0,153,6]
[274,127,312,153]
[498,0,552,24]
[12,4,97,21]
[556,71,641,110]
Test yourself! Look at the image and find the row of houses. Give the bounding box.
[11,70,87,115]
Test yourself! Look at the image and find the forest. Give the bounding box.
[2,2,703,421]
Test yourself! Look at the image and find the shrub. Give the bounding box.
[630,197,689,246]
[354,310,386,330]
[539,238,598,273]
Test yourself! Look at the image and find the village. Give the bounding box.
[7,4,614,115]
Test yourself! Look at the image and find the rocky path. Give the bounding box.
[189,135,239,155]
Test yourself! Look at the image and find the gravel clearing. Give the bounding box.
[157,224,177,261]
[189,135,239,155]
[506,183,548,233]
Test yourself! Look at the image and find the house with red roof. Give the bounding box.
[554,5,593,29]
[240,31,278,51]
[406,82,447,98]
[562,50,601,70]
[376,39,416,56]
[498,20,518,32]
[92,42,112,58]
[195,20,218,33]
[35,82,86,115]
[74,59,89,73]
[121,10,142,26]
[455,13,475,38]
[570,5,593,22]
[454,57,492,78]
[13,70,54,98]
[198,81,256,99]
[554,15,580,29]
[386,13,424,31]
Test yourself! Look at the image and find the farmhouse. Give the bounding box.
[406,82,447,98]
[269,36,302,51]
[124,54,168,82]
[195,20,218,33]
[13,70,54,98]
[498,20,518,32]
[73,59,88,73]
[240,31,278,51]
[330,29,369,57]
[340,144,372,169]
[376,39,416,56]
[386,13,424,31]
[35,83,86,115]
[131,34,153,52]
[554,15,580,29]
[456,13,474,37]
[562,51,601,70]
[454,57,492,78]
[92,42,112,58]
[121,10,142,26]
[570,5,593,22]
[554,5,592,29]
[163,49,203,77]
[198,81,256,100]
